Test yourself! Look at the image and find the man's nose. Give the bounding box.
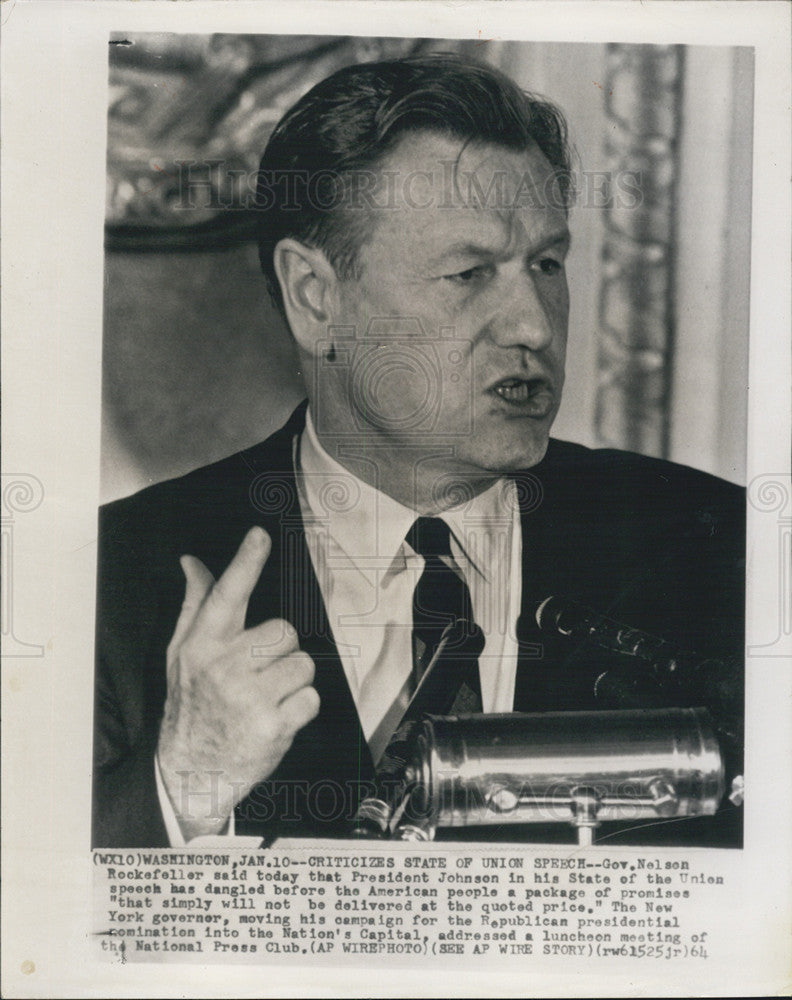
[488,274,561,352]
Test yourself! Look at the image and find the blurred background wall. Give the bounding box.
[102,34,753,503]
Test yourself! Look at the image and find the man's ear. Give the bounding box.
[273,238,337,354]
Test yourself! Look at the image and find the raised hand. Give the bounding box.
[157,526,320,840]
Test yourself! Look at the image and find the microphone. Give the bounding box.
[534,595,744,785]
[536,595,684,674]
[534,596,742,703]
[351,618,484,838]
[405,617,485,723]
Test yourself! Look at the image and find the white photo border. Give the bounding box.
[2,2,790,997]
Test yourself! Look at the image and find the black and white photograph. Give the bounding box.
[95,32,748,850]
[2,2,790,997]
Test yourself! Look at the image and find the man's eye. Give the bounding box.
[445,265,490,284]
[534,257,564,276]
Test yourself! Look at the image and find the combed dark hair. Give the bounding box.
[255,54,572,317]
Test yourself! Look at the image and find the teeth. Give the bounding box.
[495,381,532,401]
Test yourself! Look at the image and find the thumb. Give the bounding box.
[168,554,216,660]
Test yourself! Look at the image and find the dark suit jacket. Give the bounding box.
[93,402,745,848]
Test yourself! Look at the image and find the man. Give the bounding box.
[93,55,745,848]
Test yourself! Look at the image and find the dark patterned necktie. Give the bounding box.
[404,516,482,712]
[351,518,484,835]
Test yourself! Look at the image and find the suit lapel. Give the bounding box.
[513,463,559,712]
[231,408,375,834]
[511,451,602,713]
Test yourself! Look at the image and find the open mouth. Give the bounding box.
[493,378,539,402]
[488,376,556,418]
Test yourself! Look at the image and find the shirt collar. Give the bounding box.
[298,406,515,582]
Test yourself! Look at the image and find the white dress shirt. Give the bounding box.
[297,407,522,759]
[157,406,523,843]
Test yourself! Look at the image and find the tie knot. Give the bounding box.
[405,516,453,559]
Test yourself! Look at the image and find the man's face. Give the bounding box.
[316,130,570,492]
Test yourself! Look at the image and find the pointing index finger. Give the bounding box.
[201,526,272,636]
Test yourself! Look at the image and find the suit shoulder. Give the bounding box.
[99,404,305,536]
[101,445,263,525]
[535,439,745,543]
[543,438,744,500]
